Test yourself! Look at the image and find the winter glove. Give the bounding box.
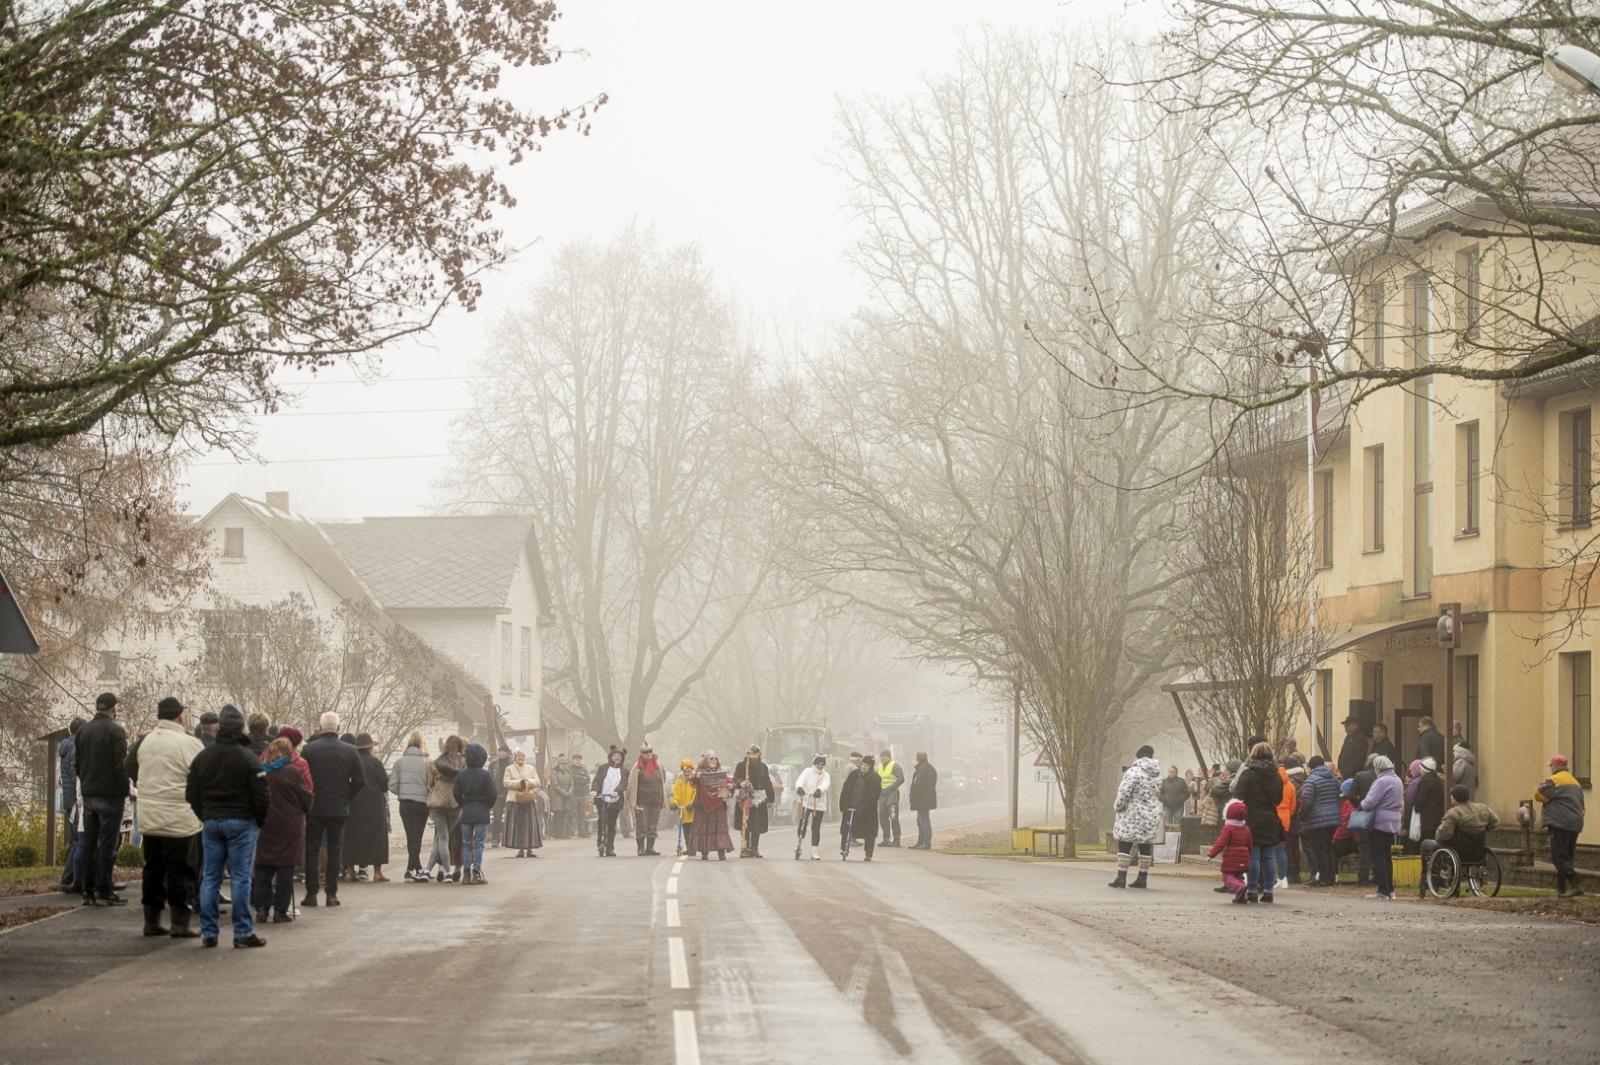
[813,789,823,798]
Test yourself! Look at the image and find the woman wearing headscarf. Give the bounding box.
[502,748,543,857]
[253,737,312,924]
[670,759,697,855]
[425,735,465,883]
[344,733,391,882]
[1408,756,1446,854]
[686,752,734,860]
[390,732,431,881]
[1359,754,1404,899]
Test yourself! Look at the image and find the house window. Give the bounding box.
[1367,445,1385,550]
[1459,421,1480,535]
[1369,280,1386,367]
[223,527,245,558]
[1316,470,1334,568]
[202,609,264,679]
[501,622,513,691]
[1571,651,1592,785]
[1458,247,1481,342]
[520,626,533,690]
[1563,408,1592,527]
[97,650,120,680]
[1461,654,1479,751]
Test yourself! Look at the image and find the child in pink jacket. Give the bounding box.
[1208,800,1254,903]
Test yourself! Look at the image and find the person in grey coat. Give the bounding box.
[390,733,432,881]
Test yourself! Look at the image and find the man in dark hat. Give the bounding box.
[184,703,269,947]
[76,692,130,905]
[196,711,220,747]
[732,744,774,858]
[1336,716,1369,780]
[590,747,630,857]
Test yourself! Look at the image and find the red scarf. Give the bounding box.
[637,754,659,777]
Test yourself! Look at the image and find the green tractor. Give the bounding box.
[761,723,832,824]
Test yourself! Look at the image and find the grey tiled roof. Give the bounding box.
[322,515,534,611]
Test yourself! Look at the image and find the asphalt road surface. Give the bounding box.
[1,825,1595,1065]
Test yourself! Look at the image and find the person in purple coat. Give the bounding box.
[253,737,313,924]
[1359,755,1404,900]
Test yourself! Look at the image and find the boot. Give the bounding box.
[637,838,645,856]
[1108,870,1128,888]
[169,911,201,938]
[1130,871,1149,889]
[143,906,168,936]
[1232,888,1249,904]
[1560,875,1584,899]
[645,841,658,855]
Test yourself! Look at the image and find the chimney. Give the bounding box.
[265,491,290,512]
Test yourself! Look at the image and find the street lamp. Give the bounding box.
[1544,44,1600,96]
[1437,603,1461,811]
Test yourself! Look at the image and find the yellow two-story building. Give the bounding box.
[1293,190,1599,845]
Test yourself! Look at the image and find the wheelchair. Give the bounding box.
[1423,832,1501,898]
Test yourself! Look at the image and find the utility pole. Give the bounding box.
[1011,668,1022,832]
[1438,603,1461,813]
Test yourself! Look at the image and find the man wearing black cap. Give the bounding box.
[185,704,269,947]
[1337,716,1369,780]
[195,710,220,747]
[732,744,774,858]
[126,697,205,936]
[76,692,130,906]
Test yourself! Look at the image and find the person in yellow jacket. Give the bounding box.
[1536,754,1586,898]
[670,759,697,855]
[876,748,905,847]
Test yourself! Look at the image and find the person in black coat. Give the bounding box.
[732,745,775,858]
[344,734,391,881]
[75,692,130,906]
[840,754,882,860]
[1370,724,1398,767]
[184,705,270,947]
[1233,742,1284,902]
[1414,718,1446,768]
[908,752,938,850]
[1336,717,1368,780]
[299,714,365,906]
[252,737,313,924]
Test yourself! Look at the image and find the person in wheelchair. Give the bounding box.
[1420,785,1499,896]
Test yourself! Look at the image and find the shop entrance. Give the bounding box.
[1395,684,1434,760]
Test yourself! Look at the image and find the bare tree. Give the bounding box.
[440,229,767,751]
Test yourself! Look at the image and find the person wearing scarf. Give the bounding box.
[625,743,666,856]
[501,748,543,857]
[686,751,734,860]
[589,747,630,857]
[424,735,465,882]
[253,737,313,924]
[267,726,315,792]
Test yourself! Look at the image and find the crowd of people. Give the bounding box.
[54,691,950,948]
[1111,714,1587,903]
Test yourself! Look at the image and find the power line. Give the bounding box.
[190,453,452,467]
[287,375,493,386]
[248,407,471,417]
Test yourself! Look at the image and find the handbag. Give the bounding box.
[1347,808,1375,832]
[1408,809,1422,841]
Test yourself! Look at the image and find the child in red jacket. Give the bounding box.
[1208,800,1253,903]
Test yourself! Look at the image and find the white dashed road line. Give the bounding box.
[667,876,679,894]
[674,1010,701,1065]
[667,898,680,927]
[669,936,690,989]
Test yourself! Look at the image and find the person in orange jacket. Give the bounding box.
[1273,754,1298,889]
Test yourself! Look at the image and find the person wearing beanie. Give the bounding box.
[269,726,314,791]
[299,712,365,906]
[452,743,497,883]
[1329,777,1362,879]
[1110,745,1162,889]
[125,696,205,936]
[1536,754,1586,898]
[196,710,220,747]
[184,703,269,947]
[794,754,831,860]
[1207,801,1254,902]
[589,746,630,858]
[253,736,313,923]
[670,758,698,855]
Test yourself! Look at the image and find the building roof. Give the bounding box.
[233,496,380,608]
[322,515,541,612]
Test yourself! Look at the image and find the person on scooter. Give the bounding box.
[794,755,831,860]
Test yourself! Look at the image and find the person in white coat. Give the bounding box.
[793,755,831,860]
[125,697,205,937]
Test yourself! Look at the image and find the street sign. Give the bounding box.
[0,568,39,654]
[1034,768,1057,784]
[1032,751,1056,768]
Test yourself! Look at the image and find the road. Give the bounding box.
[1,823,1595,1065]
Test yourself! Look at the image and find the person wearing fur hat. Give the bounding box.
[687,752,734,860]
[590,747,631,857]
[501,748,543,857]
[452,743,497,883]
[1207,801,1253,903]
[625,744,666,855]
[1110,746,1162,889]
